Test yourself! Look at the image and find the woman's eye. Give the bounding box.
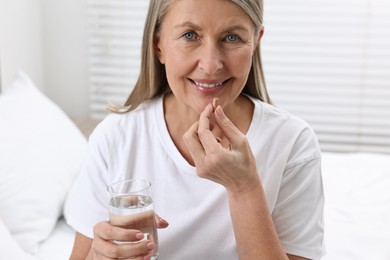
[225,34,240,42]
[183,32,196,40]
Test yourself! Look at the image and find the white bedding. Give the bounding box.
[36,219,75,260]
[0,73,86,259]
[321,152,390,260]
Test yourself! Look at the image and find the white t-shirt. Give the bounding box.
[65,95,324,259]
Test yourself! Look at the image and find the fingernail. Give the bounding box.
[136,232,144,240]
[212,98,219,111]
[147,242,155,250]
[157,215,169,225]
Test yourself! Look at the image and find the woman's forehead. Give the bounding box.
[161,0,252,28]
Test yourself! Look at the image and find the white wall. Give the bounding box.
[41,0,89,117]
[0,0,89,117]
[0,0,44,90]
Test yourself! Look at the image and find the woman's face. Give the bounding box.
[156,0,262,114]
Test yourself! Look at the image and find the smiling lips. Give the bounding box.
[191,79,227,89]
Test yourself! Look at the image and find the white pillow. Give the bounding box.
[0,218,39,260]
[0,72,87,254]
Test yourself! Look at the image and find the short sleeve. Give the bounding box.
[272,129,324,259]
[64,123,111,238]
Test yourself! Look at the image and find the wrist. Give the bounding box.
[227,178,262,199]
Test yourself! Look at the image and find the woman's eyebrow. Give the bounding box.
[174,22,250,33]
[223,25,251,33]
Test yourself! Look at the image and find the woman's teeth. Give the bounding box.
[193,80,223,88]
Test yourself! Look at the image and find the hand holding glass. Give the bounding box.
[107,179,159,259]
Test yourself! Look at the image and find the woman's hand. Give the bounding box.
[183,102,261,194]
[89,216,168,259]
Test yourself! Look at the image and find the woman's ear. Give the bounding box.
[154,34,165,64]
[256,26,265,46]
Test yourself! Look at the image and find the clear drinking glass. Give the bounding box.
[107,179,159,259]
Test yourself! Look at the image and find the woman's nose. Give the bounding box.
[198,42,223,75]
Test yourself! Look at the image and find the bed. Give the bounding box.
[0,72,89,260]
[1,72,390,260]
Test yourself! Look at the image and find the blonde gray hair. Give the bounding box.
[110,0,271,113]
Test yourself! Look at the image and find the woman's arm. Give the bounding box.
[227,182,288,259]
[183,104,313,260]
[69,232,93,260]
[228,184,310,260]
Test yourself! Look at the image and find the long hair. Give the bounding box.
[109,0,271,113]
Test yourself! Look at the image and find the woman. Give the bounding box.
[66,0,324,259]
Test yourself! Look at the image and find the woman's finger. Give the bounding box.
[214,106,245,147]
[92,222,156,259]
[197,103,221,153]
[183,121,206,165]
[92,236,154,259]
[156,214,169,229]
[93,221,144,242]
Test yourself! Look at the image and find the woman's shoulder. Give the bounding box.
[250,97,321,165]
[89,97,162,142]
[251,97,311,130]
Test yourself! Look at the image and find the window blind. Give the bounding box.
[87,0,149,118]
[262,0,390,153]
[87,0,390,154]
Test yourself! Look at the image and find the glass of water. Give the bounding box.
[107,179,159,259]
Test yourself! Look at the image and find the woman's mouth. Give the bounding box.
[193,80,223,89]
[190,79,229,91]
